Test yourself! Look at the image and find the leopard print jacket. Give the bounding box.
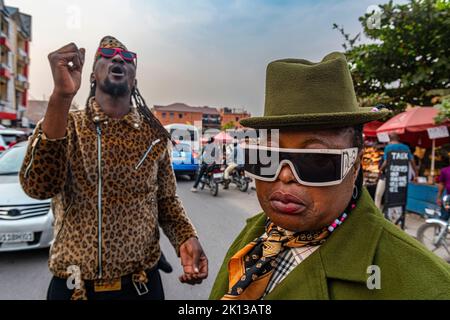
[19,98,197,281]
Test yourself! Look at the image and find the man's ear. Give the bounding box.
[90,72,96,83]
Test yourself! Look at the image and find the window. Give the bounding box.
[162,112,166,118]
[179,113,183,119]
[236,117,239,122]
[1,18,9,36]
[0,82,8,99]
[170,112,174,119]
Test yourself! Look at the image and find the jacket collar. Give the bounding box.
[238,188,383,300]
[87,97,143,130]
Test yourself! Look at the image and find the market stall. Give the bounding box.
[376,107,450,216]
[362,121,385,199]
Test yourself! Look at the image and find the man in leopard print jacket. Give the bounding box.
[19,36,208,300]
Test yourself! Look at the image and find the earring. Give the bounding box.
[91,81,96,88]
[352,185,359,200]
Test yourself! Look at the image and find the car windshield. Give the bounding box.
[0,145,27,175]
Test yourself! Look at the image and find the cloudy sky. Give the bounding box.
[7,0,405,116]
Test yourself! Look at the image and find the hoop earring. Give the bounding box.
[352,185,359,200]
[90,81,96,89]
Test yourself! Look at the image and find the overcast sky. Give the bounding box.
[8,0,406,116]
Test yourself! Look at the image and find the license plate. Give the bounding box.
[0,232,34,243]
[213,173,223,179]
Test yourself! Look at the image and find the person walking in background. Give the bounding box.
[376,133,418,210]
[437,159,450,221]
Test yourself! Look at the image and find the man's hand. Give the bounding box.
[43,43,85,139]
[48,42,85,99]
[179,237,208,285]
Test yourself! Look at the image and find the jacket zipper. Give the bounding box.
[135,139,161,170]
[24,131,43,179]
[95,124,103,279]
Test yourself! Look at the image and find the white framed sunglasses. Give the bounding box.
[243,145,359,187]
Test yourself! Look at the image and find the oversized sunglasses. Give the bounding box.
[243,145,359,187]
[97,47,137,64]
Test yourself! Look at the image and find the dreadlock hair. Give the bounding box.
[131,87,171,140]
[86,81,170,141]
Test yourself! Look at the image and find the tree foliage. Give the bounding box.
[222,121,236,131]
[334,0,450,112]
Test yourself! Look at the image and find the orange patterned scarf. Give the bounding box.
[222,221,329,300]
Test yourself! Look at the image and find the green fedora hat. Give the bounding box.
[240,52,389,129]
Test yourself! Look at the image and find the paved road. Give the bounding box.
[0,176,262,300]
[1,177,448,300]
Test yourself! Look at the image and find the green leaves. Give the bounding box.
[434,98,450,124]
[335,0,450,112]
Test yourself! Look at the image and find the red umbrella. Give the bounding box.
[363,120,384,138]
[214,131,234,144]
[376,107,449,148]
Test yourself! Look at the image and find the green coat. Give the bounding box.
[210,189,450,300]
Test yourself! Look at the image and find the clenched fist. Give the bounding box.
[48,43,85,98]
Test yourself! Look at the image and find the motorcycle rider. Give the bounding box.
[223,138,244,188]
[191,137,218,192]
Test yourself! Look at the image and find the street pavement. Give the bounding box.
[0,177,448,300]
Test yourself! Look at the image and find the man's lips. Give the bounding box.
[269,191,307,215]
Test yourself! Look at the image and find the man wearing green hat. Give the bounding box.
[19,36,208,300]
[210,52,450,300]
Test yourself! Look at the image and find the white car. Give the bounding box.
[0,128,27,154]
[0,142,54,252]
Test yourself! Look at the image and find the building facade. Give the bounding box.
[220,107,251,129]
[152,103,251,132]
[0,1,31,127]
[200,106,221,130]
[153,103,222,131]
[153,103,203,127]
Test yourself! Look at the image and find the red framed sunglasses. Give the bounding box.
[97,47,137,64]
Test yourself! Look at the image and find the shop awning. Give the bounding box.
[377,107,449,148]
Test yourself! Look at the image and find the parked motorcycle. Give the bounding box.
[199,163,224,197]
[223,165,252,192]
[417,195,450,257]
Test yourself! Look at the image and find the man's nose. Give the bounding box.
[278,163,297,184]
[112,54,125,64]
